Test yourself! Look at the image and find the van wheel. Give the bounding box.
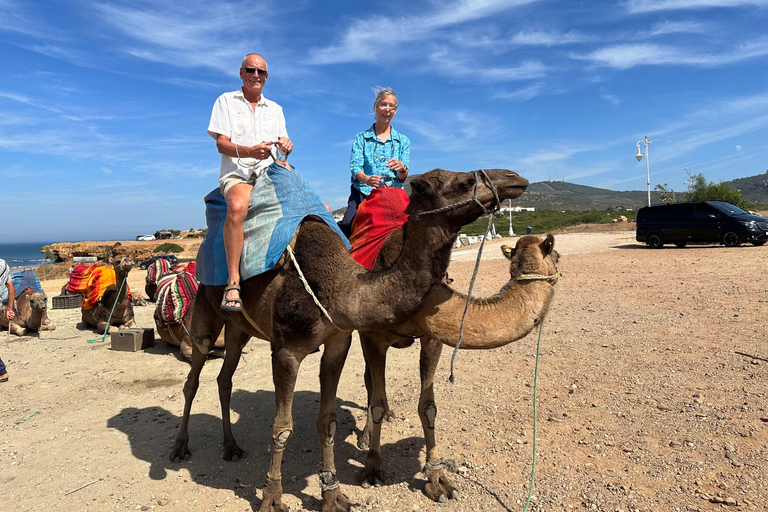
[674,242,687,248]
[751,241,766,246]
[647,233,664,248]
[723,231,741,247]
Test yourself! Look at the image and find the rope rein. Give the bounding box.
[522,320,544,512]
[87,272,128,344]
[286,245,341,330]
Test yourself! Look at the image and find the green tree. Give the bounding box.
[683,171,750,209]
[652,183,677,203]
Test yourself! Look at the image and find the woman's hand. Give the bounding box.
[387,158,408,179]
[367,175,383,188]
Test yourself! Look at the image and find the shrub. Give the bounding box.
[153,243,184,254]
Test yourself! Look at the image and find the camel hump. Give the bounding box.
[197,162,348,286]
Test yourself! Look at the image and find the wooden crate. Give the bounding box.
[52,294,82,309]
[110,328,155,352]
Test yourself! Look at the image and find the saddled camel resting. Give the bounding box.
[169,167,530,512]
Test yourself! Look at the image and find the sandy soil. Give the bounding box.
[2,231,767,512]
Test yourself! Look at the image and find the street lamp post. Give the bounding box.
[508,199,514,236]
[635,134,652,207]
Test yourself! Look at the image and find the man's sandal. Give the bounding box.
[221,283,243,312]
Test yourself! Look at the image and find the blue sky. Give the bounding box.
[2,0,768,243]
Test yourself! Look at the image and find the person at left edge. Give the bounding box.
[208,53,293,312]
[0,258,14,382]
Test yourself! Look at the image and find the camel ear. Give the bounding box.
[501,245,514,260]
[409,175,435,199]
[540,233,555,256]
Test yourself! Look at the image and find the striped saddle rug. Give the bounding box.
[196,162,349,286]
[154,271,198,326]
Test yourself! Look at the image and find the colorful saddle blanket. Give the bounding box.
[146,257,172,284]
[65,263,98,294]
[154,271,198,326]
[349,187,409,270]
[197,162,349,286]
[82,266,132,310]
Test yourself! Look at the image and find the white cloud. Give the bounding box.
[623,0,768,14]
[492,83,544,100]
[510,29,590,46]
[577,38,768,69]
[307,0,541,65]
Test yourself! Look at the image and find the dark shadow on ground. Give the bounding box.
[108,388,374,511]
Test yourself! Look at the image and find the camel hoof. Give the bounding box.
[424,469,458,503]
[356,429,371,451]
[169,440,191,463]
[223,446,247,462]
[357,460,388,489]
[259,478,287,512]
[321,487,354,512]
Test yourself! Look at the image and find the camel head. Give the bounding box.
[407,169,528,227]
[29,292,48,312]
[112,254,135,274]
[502,234,559,284]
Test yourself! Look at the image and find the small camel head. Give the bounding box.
[29,292,48,311]
[501,234,559,283]
[113,254,135,273]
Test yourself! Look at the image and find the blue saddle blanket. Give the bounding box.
[197,163,350,286]
[1,270,45,303]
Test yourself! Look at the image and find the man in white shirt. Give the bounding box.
[208,53,293,311]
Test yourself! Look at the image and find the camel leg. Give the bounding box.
[40,319,56,331]
[260,337,307,512]
[357,337,390,488]
[419,336,458,502]
[170,297,225,462]
[217,324,250,461]
[9,320,26,336]
[169,340,207,462]
[317,332,355,512]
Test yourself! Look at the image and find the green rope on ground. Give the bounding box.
[87,274,128,344]
[523,320,544,512]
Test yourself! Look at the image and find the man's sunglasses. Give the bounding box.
[242,67,268,77]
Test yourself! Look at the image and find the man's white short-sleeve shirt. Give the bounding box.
[208,88,288,184]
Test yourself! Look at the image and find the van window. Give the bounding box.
[693,204,715,219]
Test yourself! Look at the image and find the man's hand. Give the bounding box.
[275,137,293,156]
[5,308,14,321]
[248,142,275,160]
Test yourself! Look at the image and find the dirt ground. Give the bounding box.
[2,231,767,512]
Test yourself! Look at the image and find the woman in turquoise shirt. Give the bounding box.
[338,88,410,237]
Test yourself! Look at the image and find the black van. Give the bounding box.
[635,201,768,248]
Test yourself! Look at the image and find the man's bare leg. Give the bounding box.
[223,182,254,308]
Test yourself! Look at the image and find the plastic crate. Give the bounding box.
[52,294,82,309]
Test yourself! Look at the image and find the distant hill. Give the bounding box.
[727,171,768,204]
[332,171,768,214]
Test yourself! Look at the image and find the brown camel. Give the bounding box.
[1,289,57,336]
[81,255,137,334]
[156,298,225,361]
[356,234,559,502]
[169,168,529,512]
[154,271,225,361]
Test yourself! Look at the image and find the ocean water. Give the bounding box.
[0,242,53,270]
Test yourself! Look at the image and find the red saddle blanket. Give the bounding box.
[65,263,98,294]
[349,186,409,269]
